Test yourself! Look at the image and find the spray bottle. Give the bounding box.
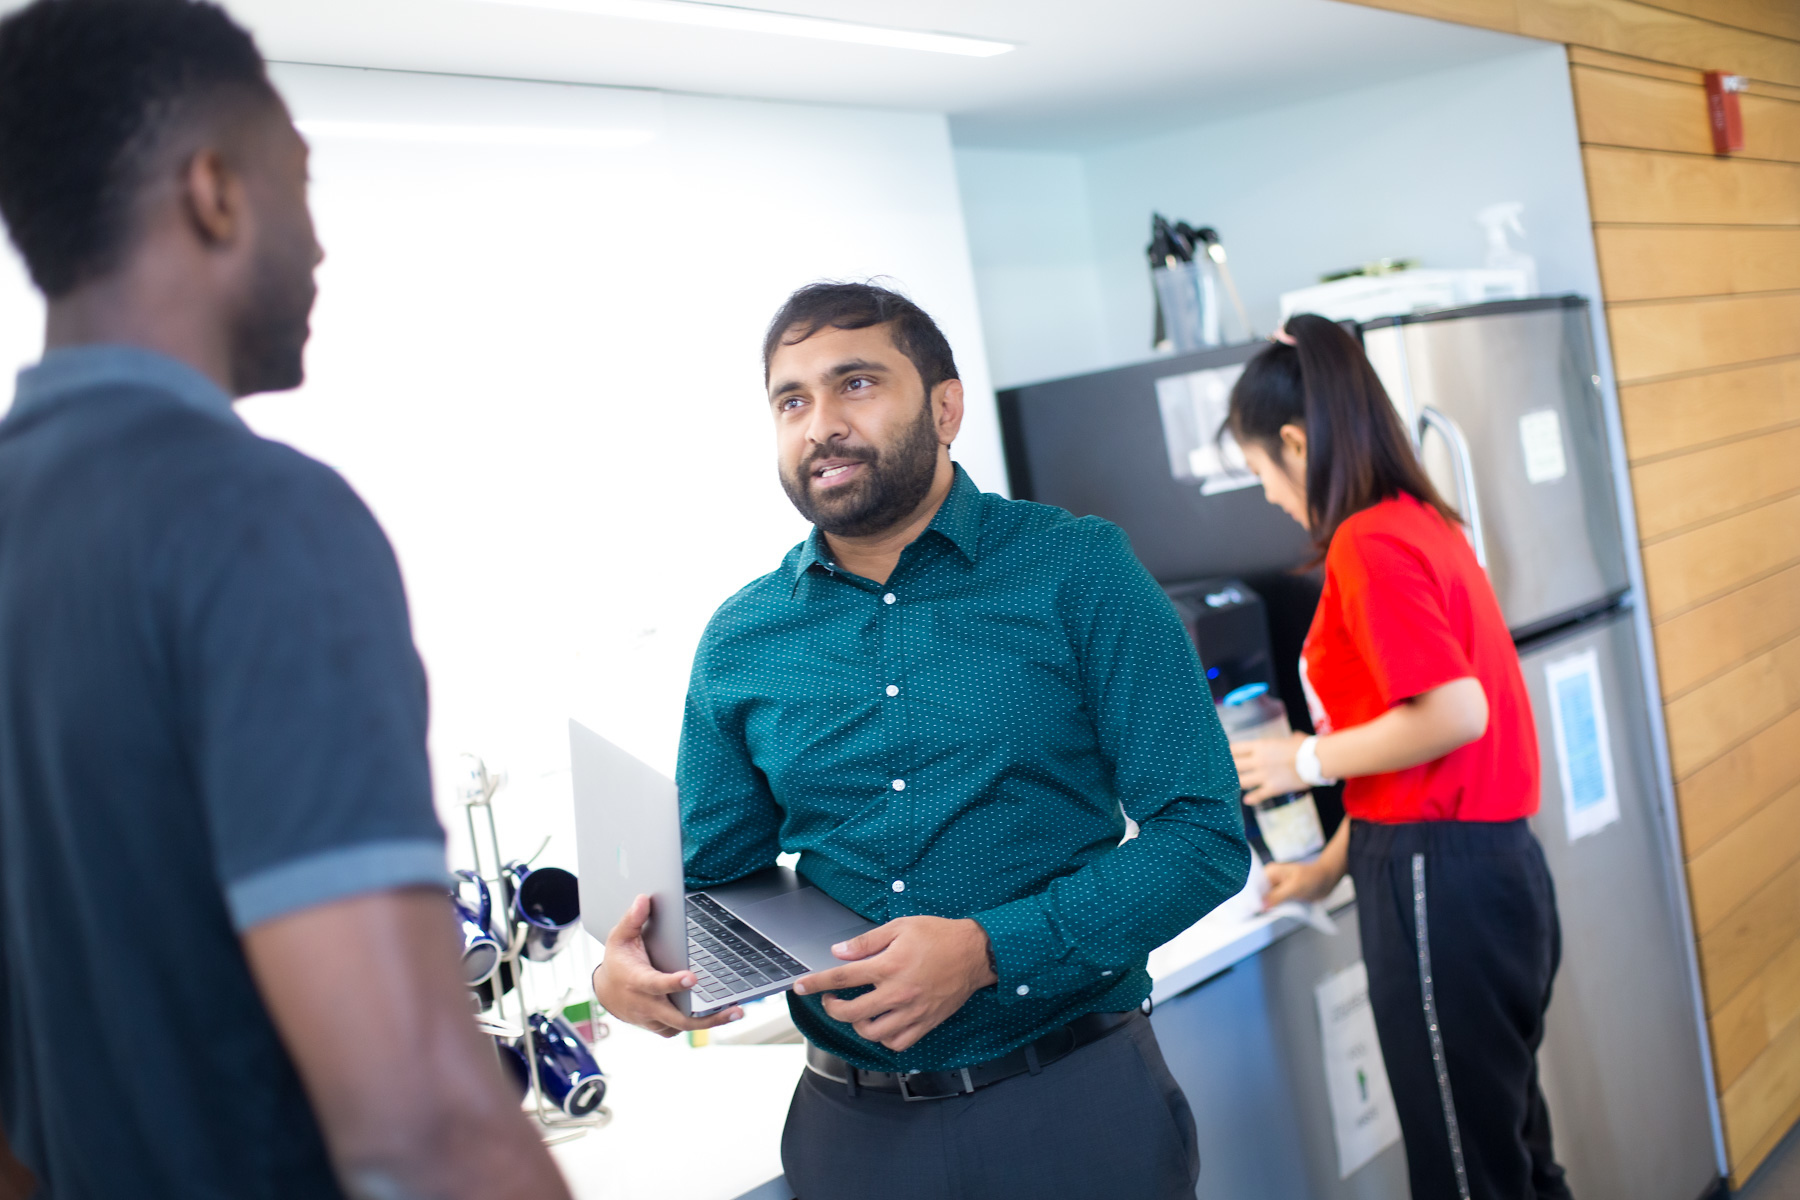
[1476,202,1538,296]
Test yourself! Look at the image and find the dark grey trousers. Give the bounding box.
[779,1013,1199,1200]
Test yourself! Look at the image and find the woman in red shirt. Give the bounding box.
[1230,315,1572,1200]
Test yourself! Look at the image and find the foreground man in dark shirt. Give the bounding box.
[595,282,1249,1198]
[0,3,570,1197]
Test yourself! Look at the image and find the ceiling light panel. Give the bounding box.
[470,0,1014,57]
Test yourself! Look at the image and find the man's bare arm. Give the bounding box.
[242,887,571,1200]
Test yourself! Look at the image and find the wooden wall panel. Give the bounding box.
[1639,493,1800,617]
[1630,423,1800,539]
[1596,226,1800,302]
[1584,147,1800,226]
[1607,291,1800,382]
[1521,0,1800,85]
[1711,934,1800,1094]
[1661,636,1800,776]
[1676,706,1800,855]
[1696,854,1800,1010]
[1572,66,1800,161]
[1686,783,1800,933]
[1652,564,1800,696]
[1634,0,1800,42]
[1618,356,1800,460]
[1723,1007,1800,1171]
[1567,44,1695,82]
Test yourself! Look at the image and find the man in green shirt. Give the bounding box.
[594,282,1247,1198]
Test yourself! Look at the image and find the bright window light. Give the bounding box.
[471,0,1015,58]
[296,119,657,148]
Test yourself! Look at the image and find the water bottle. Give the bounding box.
[1216,683,1326,863]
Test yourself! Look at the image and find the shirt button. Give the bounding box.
[883,593,896,605]
[886,685,899,697]
[1016,985,1030,996]
[892,880,906,893]
[892,779,905,791]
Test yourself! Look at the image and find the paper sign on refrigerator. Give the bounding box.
[1545,648,1621,841]
[1316,961,1402,1178]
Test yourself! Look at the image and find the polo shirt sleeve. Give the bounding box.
[184,456,445,932]
[1333,523,1474,707]
[677,618,783,889]
[972,519,1250,1002]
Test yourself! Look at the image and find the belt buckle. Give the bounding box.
[896,1067,975,1102]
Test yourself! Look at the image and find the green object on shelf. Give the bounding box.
[1319,257,1420,283]
[561,999,593,1024]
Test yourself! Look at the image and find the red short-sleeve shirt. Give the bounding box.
[1301,493,1539,824]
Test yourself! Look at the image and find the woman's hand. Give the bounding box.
[1262,858,1340,908]
[1260,818,1351,912]
[1231,732,1308,805]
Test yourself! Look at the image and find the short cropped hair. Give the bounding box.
[0,0,273,297]
[763,281,960,397]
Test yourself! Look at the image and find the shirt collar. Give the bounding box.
[791,464,983,590]
[10,344,241,428]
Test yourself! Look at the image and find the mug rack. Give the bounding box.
[459,754,611,1145]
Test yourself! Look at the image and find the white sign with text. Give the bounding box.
[1316,960,1402,1178]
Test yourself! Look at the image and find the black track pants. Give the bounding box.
[1349,818,1575,1200]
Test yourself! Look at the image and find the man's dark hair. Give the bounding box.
[0,0,274,297]
[763,281,960,397]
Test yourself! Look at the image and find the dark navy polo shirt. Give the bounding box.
[0,346,447,1197]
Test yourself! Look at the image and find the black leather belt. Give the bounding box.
[805,1006,1146,1101]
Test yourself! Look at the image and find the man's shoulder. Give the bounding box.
[699,542,811,639]
[974,489,1131,567]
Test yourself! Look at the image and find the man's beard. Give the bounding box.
[781,399,939,538]
[228,231,316,397]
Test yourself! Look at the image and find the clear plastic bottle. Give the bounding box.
[1216,683,1327,863]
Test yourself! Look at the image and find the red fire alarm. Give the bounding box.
[1704,71,1747,155]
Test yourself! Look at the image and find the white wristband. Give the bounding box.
[1294,736,1337,788]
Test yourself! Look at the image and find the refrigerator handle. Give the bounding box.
[1417,406,1489,570]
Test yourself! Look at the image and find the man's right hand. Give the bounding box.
[592,894,745,1038]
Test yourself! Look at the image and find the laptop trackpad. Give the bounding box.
[736,888,877,973]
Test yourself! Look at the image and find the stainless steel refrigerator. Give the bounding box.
[1361,297,1722,1200]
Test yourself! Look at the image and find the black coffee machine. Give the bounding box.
[1164,577,1344,850]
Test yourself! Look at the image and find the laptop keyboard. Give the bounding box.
[686,892,809,1006]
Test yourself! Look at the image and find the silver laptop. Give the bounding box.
[569,719,877,1018]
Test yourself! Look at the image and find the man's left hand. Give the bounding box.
[794,916,998,1053]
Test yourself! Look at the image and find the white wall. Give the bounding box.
[953,148,1109,389]
[244,65,1003,866]
[958,44,1605,387]
[20,64,996,871]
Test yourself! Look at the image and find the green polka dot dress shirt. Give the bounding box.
[679,465,1249,1072]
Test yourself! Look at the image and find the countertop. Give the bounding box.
[550,862,1354,1200]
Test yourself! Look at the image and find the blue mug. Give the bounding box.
[450,869,502,986]
[494,1035,531,1100]
[526,1011,606,1117]
[503,861,581,963]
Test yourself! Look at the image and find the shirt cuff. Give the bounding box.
[226,838,450,931]
[972,896,1086,1002]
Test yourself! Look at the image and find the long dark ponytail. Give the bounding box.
[1225,313,1458,560]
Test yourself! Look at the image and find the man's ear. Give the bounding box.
[933,378,965,447]
[180,147,243,248]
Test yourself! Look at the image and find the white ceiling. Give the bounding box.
[213,0,1541,150]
